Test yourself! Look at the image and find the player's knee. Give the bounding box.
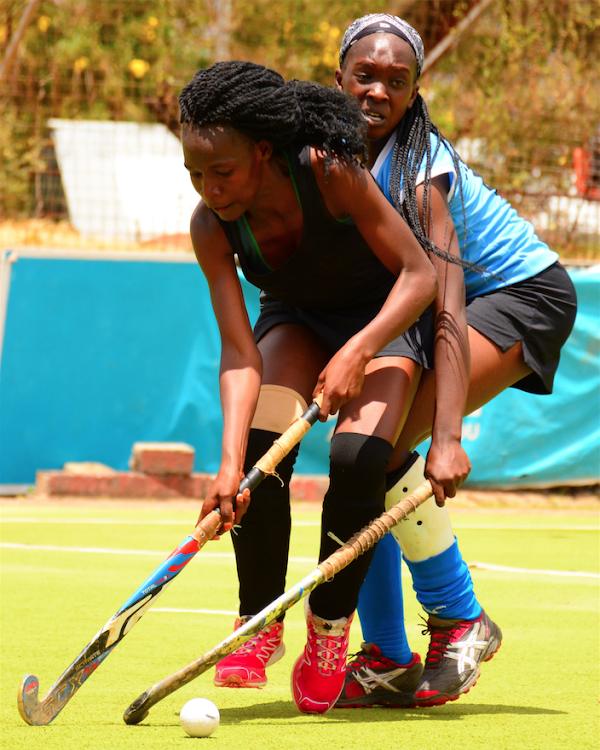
[328,433,393,504]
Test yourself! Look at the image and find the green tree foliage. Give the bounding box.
[1,0,599,255]
[425,0,600,194]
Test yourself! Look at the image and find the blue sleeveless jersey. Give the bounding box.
[371,131,558,298]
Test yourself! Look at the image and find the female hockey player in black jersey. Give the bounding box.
[179,60,438,714]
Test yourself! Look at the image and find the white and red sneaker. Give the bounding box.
[334,644,423,708]
[415,610,502,706]
[291,606,354,714]
[214,617,285,688]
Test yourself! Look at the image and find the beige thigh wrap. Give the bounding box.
[386,454,455,562]
[250,385,308,435]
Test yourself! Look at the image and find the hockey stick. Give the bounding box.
[123,479,434,725]
[18,394,323,727]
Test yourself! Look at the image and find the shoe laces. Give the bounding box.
[237,623,281,661]
[314,633,344,675]
[347,648,382,675]
[308,620,347,676]
[422,627,453,668]
[421,616,486,670]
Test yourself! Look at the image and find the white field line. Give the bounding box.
[2,542,598,578]
[0,542,315,564]
[467,562,600,578]
[1,518,199,525]
[452,525,599,531]
[1,518,598,531]
[151,608,238,615]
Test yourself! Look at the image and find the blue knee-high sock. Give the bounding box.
[403,538,482,621]
[357,533,413,664]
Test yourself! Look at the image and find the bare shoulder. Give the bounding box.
[190,200,219,241]
[309,146,367,185]
[309,146,370,218]
[190,200,232,266]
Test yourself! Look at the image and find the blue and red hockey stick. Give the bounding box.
[18,395,322,726]
[123,480,434,724]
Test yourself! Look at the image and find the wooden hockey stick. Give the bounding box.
[123,480,434,725]
[18,394,323,726]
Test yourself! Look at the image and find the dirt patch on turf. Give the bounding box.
[0,219,193,253]
[3,484,599,514]
[445,488,600,513]
[292,486,600,514]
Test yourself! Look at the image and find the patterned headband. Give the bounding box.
[339,13,425,78]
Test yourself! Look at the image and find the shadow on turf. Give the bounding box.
[126,701,566,727]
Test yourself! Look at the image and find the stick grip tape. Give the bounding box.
[317,481,433,581]
[254,394,323,476]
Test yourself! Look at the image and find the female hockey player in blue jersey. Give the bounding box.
[333,13,577,709]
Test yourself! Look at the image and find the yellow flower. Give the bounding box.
[128,59,150,78]
[143,16,158,41]
[319,21,330,32]
[283,20,294,34]
[329,27,340,39]
[38,15,51,33]
[74,57,89,73]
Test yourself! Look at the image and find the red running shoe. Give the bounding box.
[214,618,285,688]
[292,606,354,714]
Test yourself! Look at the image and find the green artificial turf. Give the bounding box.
[1,501,598,750]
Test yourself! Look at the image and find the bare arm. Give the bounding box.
[311,149,438,419]
[416,176,471,504]
[191,202,263,529]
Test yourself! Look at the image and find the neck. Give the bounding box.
[245,152,299,226]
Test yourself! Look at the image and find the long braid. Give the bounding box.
[179,61,367,167]
[390,95,490,276]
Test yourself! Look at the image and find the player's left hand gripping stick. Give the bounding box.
[17,394,324,727]
[123,480,434,725]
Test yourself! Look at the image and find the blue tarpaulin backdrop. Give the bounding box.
[0,250,598,488]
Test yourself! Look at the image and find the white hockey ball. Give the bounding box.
[179,697,220,738]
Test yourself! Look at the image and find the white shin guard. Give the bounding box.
[386,454,455,562]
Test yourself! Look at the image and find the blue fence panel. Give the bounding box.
[0,252,597,488]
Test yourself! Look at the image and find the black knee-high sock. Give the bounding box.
[232,428,299,618]
[309,433,393,620]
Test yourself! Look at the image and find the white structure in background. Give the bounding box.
[535,196,600,236]
[48,119,200,242]
[455,137,600,237]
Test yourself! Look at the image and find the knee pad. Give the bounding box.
[312,433,393,619]
[250,384,307,434]
[321,433,393,547]
[386,453,454,562]
[328,432,393,508]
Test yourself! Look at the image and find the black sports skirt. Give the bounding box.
[254,262,577,395]
[253,294,435,368]
[465,262,577,394]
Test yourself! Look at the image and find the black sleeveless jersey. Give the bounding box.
[215,144,397,316]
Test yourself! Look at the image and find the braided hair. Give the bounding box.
[179,61,367,168]
[389,94,492,275]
